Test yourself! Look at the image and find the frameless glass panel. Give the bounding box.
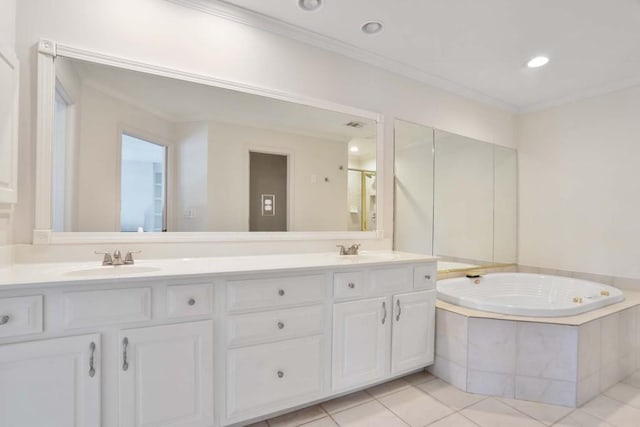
[433,130,494,263]
[393,120,434,254]
[120,134,166,232]
[493,146,518,263]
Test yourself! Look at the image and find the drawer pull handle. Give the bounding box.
[0,315,9,326]
[348,282,355,289]
[396,299,402,321]
[188,298,196,306]
[381,301,387,324]
[425,274,431,280]
[89,342,96,378]
[277,370,284,378]
[277,321,285,330]
[122,337,129,371]
[278,289,285,296]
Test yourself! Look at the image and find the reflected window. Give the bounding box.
[120,134,167,232]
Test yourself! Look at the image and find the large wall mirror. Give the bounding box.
[35,40,381,243]
[394,119,517,269]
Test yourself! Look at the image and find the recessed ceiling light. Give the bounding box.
[298,0,322,11]
[350,146,360,153]
[527,56,549,68]
[361,21,383,35]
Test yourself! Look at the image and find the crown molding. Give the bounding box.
[165,0,519,113]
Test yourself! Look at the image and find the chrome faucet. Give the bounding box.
[337,243,361,256]
[95,250,141,266]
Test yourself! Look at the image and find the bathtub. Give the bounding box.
[437,273,624,316]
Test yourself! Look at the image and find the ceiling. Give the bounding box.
[216,0,640,112]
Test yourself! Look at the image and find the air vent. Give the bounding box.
[345,121,365,129]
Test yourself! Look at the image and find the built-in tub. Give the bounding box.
[437,272,624,317]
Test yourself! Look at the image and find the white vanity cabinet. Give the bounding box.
[0,333,101,427]
[0,255,436,427]
[332,267,436,393]
[119,321,214,427]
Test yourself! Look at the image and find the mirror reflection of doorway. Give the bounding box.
[348,169,377,231]
[249,152,288,231]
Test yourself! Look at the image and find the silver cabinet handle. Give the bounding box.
[278,289,285,296]
[396,299,402,321]
[0,315,9,325]
[277,321,285,330]
[348,282,355,289]
[381,301,387,324]
[89,342,96,378]
[122,337,129,371]
[188,298,196,306]
[277,370,284,378]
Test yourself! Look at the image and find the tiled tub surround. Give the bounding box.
[430,297,640,407]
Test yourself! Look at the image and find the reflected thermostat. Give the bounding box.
[261,194,275,216]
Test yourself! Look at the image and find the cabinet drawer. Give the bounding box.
[63,287,151,328]
[370,267,411,293]
[333,271,365,299]
[167,284,212,318]
[0,295,43,338]
[226,336,324,419]
[226,275,325,312]
[414,264,437,290]
[227,305,324,347]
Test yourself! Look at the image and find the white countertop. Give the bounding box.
[0,251,437,289]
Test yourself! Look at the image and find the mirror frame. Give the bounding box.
[34,39,384,244]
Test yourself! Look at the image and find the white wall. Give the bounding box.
[0,0,16,265]
[12,0,517,257]
[518,86,640,279]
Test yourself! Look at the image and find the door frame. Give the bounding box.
[245,145,294,232]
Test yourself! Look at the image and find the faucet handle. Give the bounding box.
[94,251,113,266]
[336,245,347,255]
[124,251,141,265]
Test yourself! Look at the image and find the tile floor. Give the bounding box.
[248,369,640,427]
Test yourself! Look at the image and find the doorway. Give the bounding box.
[249,151,288,231]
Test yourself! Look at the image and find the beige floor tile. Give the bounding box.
[321,391,372,414]
[418,378,486,410]
[581,395,640,427]
[245,422,268,427]
[268,405,327,427]
[331,400,408,427]
[500,397,574,425]
[300,417,339,427]
[622,371,640,389]
[402,370,438,385]
[461,398,545,426]
[553,409,613,427]
[366,379,411,399]
[377,386,453,427]
[427,413,479,426]
[603,382,640,409]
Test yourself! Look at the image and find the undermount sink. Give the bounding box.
[63,265,162,277]
[334,252,400,262]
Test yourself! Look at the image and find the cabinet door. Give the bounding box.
[0,334,101,427]
[391,290,436,374]
[119,321,214,427]
[332,297,390,391]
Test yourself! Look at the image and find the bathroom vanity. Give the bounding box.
[0,252,437,427]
